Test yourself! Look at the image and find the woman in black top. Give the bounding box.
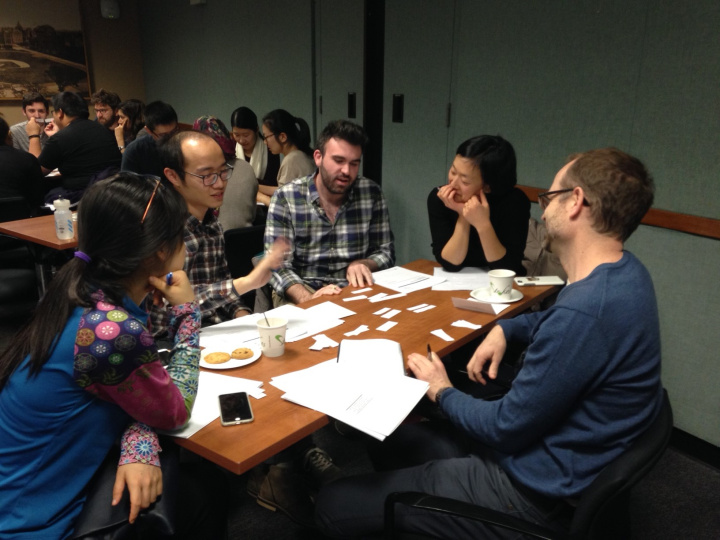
[427,135,530,275]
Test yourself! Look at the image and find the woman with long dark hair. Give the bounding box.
[114,99,145,152]
[261,108,315,199]
[0,173,225,538]
[427,135,530,275]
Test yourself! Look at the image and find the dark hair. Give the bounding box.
[0,116,9,144]
[22,92,49,111]
[230,107,258,131]
[144,101,178,130]
[161,130,219,182]
[91,88,121,109]
[0,173,188,391]
[316,119,368,155]
[193,115,235,161]
[563,148,654,242]
[118,99,145,139]
[456,135,517,197]
[51,92,89,119]
[262,109,312,156]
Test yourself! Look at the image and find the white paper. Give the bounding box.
[369,292,407,303]
[377,321,398,332]
[199,304,345,348]
[344,325,369,336]
[451,297,509,314]
[431,329,454,342]
[161,372,264,439]
[309,334,339,350]
[373,266,446,293]
[413,305,435,313]
[374,307,391,315]
[343,295,367,302]
[352,287,373,294]
[367,292,388,302]
[304,301,356,319]
[407,303,429,311]
[452,319,483,330]
[381,309,401,319]
[432,266,490,291]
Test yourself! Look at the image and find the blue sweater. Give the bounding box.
[441,251,663,498]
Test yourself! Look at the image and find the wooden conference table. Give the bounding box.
[176,259,558,475]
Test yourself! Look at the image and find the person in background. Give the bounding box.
[28,91,121,203]
[261,109,315,190]
[230,106,280,208]
[91,88,122,131]
[10,92,50,152]
[0,173,227,539]
[121,101,179,180]
[114,99,145,153]
[428,135,530,276]
[193,115,258,229]
[0,116,44,210]
[316,148,661,539]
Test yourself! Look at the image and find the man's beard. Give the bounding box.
[319,164,355,195]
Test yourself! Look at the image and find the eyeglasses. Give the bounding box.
[183,164,234,186]
[141,177,161,224]
[259,132,275,142]
[537,188,591,210]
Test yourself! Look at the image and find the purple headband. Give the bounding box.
[74,251,91,263]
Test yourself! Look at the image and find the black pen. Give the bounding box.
[427,343,433,362]
[336,340,342,363]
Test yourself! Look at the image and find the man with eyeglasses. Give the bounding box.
[316,148,663,539]
[121,101,180,180]
[150,131,286,339]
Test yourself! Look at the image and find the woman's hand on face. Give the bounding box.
[437,185,465,215]
[463,190,491,230]
[148,270,195,307]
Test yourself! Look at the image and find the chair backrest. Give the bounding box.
[223,225,266,279]
[570,389,673,540]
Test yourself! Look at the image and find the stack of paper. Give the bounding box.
[161,371,264,439]
[270,339,429,440]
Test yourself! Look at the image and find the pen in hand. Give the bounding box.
[165,272,173,285]
[427,343,433,362]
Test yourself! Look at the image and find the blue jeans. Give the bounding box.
[315,421,572,539]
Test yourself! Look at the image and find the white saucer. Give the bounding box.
[470,287,524,304]
[200,346,261,370]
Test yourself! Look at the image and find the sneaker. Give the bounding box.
[303,447,343,488]
[254,464,316,528]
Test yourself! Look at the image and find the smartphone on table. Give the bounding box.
[219,392,254,426]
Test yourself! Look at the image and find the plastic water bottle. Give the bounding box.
[54,198,74,240]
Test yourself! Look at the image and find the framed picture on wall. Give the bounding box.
[0,0,90,101]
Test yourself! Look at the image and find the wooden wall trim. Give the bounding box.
[517,185,720,241]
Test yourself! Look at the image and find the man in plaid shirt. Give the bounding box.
[151,131,286,338]
[265,120,395,305]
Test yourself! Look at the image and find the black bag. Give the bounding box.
[72,438,179,540]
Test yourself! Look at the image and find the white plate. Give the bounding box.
[200,346,261,370]
[470,287,524,304]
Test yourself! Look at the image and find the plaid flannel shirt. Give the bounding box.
[150,209,249,338]
[265,174,395,296]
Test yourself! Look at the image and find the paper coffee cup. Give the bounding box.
[488,269,516,300]
[257,317,288,357]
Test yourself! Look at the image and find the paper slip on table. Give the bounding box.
[173,259,559,474]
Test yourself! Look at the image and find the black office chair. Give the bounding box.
[223,224,266,308]
[0,196,39,319]
[384,389,673,540]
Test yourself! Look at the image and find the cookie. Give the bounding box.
[204,352,231,364]
[231,347,254,360]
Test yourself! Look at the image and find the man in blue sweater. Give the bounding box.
[315,148,662,538]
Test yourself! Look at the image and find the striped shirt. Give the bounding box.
[265,174,395,296]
